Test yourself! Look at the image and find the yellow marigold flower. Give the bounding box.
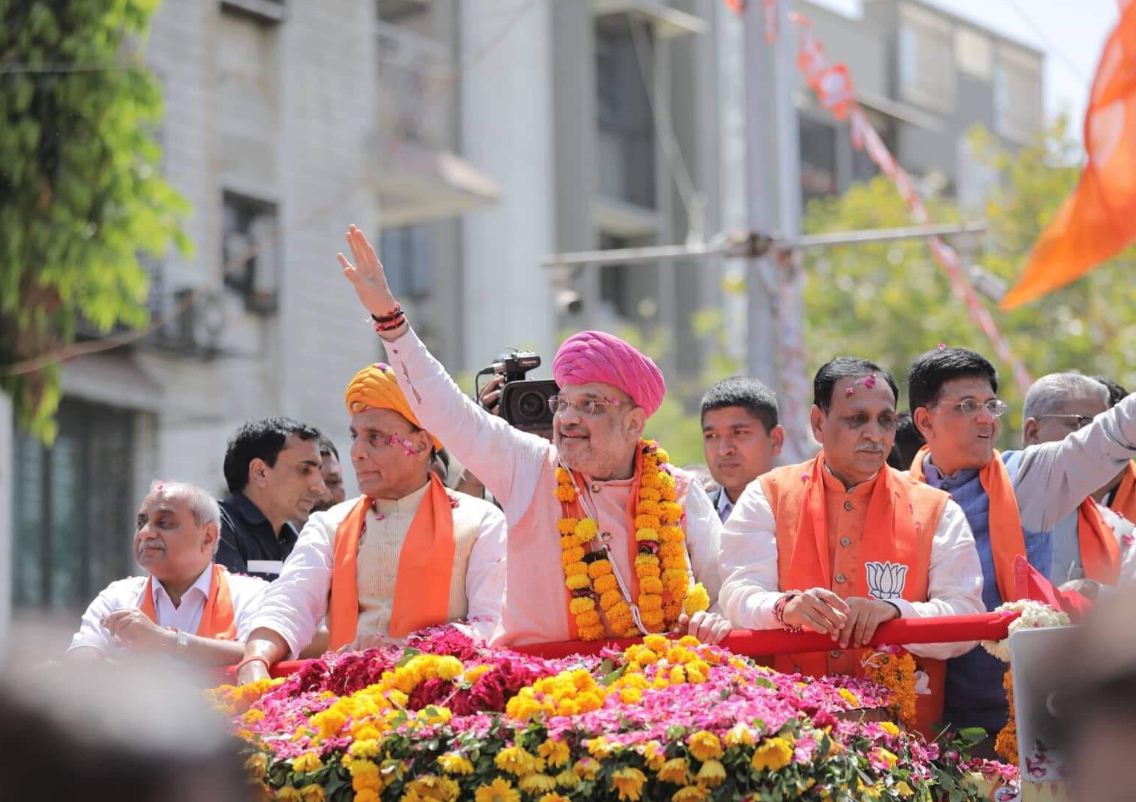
[635,514,661,529]
[437,754,474,775]
[619,686,643,704]
[636,554,660,568]
[298,785,324,802]
[575,518,599,539]
[555,484,577,502]
[556,467,572,484]
[879,721,901,736]
[354,792,380,802]
[687,731,723,762]
[566,573,591,590]
[643,633,669,651]
[600,589,624,610]
[580,624,606,640]
[895,780,915,798]
[539,795,571,802]
[538,738,572,768]
[276,787,303,801]
[668,665,687,685]
[577,609,602,627]
[555,769,580,789]
[724,723,756,747]
[565,561,588,577]
[750,737,794,772]
[640,486,662,502]
[875,748,899,768]
[588,559,613,578]
[474,778,520,802]
[561,546,586,566]
[574,757,601,780]
[496,746,540,777]
[586,736,616,758]
[683,583,710,616]
[657,757,690,785]
[570,596,596,615]
[653,446,670,462]
[348,739,382,760]
[519,774,558,795]
[292,752,323,774]
[695,759,726,787]
[594,574,619,593]
[637,740,666,771]
[611,767,647,802]
[638,500,661,516]
[557,517,577,534]
[636,527,660,542]
[641,473,662,489]
[672,785,708,802]
[659,526,684,543]
[838,688,861,707]
[244,751,269,775]
[242,708,266,724]
[309,708,347,741]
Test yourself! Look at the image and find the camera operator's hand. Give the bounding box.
[337,224,402,326]
[480,373,505,416]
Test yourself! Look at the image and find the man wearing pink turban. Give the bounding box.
[337,225,729,646]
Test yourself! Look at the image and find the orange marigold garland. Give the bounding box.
[861,646,917,730]
[994,667,1018,764]
[556,440,707,640]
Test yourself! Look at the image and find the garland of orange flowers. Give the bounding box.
[995,667,1018,764]
[556,440,703,640]
[861,647,917,730]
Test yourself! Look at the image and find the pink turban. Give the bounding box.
[552,331,666,417]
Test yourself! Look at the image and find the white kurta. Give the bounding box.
[718,476,985,660]
[248,484,507,658]
[382,327,723,646]
[68,565,267,656]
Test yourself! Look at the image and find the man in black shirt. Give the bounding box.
[217,417,326,581]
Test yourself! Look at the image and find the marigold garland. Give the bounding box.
[555,440,707,639]
[995,667,1018,765]
[861,647,917,730]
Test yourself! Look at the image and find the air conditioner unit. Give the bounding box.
[154,288,226,356]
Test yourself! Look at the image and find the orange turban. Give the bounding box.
[344,363,442,451]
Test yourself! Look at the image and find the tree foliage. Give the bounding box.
[802,118,1136,443]
[0,0,189,440]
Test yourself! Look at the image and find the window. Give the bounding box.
[12,399,135,611]
[222,191,279,314]
[955,28,992,81]
[379,225,433,300]
[994,46,1042,143]
[595,17,656,209]
[220,0,286,24]
[898,5,956,112]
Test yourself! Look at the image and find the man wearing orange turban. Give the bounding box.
[237,363,507,683]
[335,225,730,647]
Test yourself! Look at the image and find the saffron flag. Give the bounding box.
[1002,3,1136,308]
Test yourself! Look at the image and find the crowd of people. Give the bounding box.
[64,224,1136,749]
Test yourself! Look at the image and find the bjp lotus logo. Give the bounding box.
[865,561,908,601]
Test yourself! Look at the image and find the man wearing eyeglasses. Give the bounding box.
[907,348,1136,741]
[1022,373,1130,595]
[335,224,730,647]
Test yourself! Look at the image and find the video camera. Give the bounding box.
[478,350,558,435]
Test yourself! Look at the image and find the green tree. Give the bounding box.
[802,118,1136,442]
[0,0,189,440]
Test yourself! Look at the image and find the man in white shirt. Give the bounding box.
[68,481,266,665]
[237,362,507,683]
[335,224,729,647]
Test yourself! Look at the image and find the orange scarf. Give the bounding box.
[1077,499,1122,584]
[1110,461,1136,522]
[910,446,1026,603]
[781,454,926,592]
[328,474,456,648]
[138,563,237,639]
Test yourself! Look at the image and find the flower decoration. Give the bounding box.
[218,625,1017,801]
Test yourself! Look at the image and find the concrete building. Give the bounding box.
[5,0,1043,623]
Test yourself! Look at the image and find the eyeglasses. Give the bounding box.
[938,398,1008,418]
[1036,413,1094,430]
[548,395,625,417]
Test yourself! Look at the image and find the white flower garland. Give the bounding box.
[981,600,1071,663]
